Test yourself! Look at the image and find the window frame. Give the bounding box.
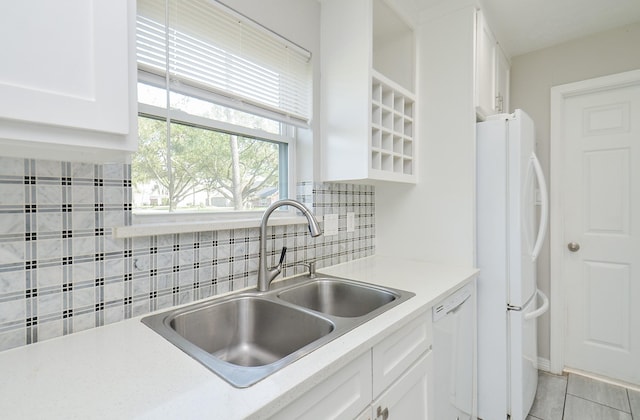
[132,75,298,226]
[127,0,312,231]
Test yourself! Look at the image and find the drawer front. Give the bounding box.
[270,350,372,420]
[372,312,431,397]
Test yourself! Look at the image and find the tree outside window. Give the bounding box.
[133,116,283,213]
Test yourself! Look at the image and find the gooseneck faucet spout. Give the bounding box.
[257,199,322,291]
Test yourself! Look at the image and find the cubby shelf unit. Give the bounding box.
[370,71,416,182]
[320,0,416,184]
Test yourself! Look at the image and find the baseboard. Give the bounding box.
[563,367,640,392]
[537,357,551,372]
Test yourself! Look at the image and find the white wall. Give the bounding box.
[510,22,640,360]
[376,5,477,267]
[223,0,321,183]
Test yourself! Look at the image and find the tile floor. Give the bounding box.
[527,371,640,420]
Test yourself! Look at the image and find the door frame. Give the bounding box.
[549,69,640,375]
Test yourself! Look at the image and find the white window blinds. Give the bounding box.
[137,0,312,126]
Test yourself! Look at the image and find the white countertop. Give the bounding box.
[0,255,478,420]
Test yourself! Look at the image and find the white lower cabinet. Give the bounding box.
[270,351,372,420]
[356,407,373,420]
[370,351,431,420]
[271,311,432,420]
[372,313,431,397]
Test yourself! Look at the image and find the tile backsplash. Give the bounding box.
[0,157,375,352]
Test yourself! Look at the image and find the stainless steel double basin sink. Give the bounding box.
[142,274,414,387]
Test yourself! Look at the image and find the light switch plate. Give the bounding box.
[324,213,339,236]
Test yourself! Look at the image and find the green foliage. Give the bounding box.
[133,116,280,211]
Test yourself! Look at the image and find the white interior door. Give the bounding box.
[560,78,640,385]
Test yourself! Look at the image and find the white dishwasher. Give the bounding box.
[432,282,476,420]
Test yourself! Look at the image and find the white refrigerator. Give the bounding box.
[476,109,549,420]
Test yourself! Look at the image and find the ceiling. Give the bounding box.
[393,0,640,57]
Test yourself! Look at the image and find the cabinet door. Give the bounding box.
[372,312,431,397]
[270,351,372,420]
[495,45,510,113]
[355,406,373,420]
[372,351,431,420]
[0,0,131,134]
[0,0,136,160]
[475,10,497,119]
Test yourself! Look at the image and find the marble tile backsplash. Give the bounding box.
[0,157,375,352]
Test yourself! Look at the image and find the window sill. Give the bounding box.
[112,215,309,238]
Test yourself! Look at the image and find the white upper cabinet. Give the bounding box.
[475,10,510,120]
[495,43,510,115]
[321,0,417,183]
[0,0,137,161]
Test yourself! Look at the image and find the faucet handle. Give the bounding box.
[269,246,287,272]
[278,246,287,267]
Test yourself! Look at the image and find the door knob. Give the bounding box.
[567,242,580,252]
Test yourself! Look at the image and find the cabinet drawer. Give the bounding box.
[372,312,431,397]
[270,351,372,419]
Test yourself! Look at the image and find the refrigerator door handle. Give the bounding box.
[524,289,549,320]
[531,152,549,262]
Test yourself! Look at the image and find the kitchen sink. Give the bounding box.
[169,297,334,367]
[142,274,413,388]
[277,278,396,317]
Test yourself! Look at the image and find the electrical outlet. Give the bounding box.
[323,213,339,236]
[347,212,355,232]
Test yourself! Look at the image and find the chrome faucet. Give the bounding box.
[257,199,322,291]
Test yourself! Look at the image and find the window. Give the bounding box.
[134,0,312,219]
